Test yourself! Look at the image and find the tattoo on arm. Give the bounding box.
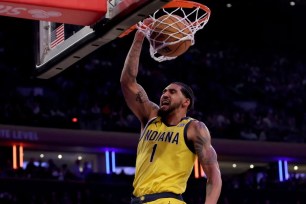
[136,91,145,103]
[122,38,143,80]
[194,127,217,165]
[135,87,149,104]
[194,136,207,162]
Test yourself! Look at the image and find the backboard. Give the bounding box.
[33,0,172,79]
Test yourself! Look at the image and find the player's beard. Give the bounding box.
[158,102,180,118]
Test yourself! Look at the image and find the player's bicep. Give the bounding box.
[190,121,218,166]
[195,139,218,169]
[121,83,157,122]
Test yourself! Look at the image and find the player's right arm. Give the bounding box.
[120,31,159,129]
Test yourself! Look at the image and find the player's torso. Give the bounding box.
[133,116,196,196]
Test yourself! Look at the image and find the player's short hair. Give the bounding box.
[172,82,195,111]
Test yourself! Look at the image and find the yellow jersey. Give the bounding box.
[133,116,196,197]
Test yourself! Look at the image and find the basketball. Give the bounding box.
[150,15,192,58]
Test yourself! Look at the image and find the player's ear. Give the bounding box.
[182,98,190,109]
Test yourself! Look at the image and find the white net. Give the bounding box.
[137,4,210,62]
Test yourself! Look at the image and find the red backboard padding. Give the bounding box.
[0,0,107,25]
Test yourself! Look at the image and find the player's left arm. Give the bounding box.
[188,120,222,204]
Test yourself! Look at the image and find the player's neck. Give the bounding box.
[162,112,187,126]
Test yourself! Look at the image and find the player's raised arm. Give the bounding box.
[120,31,158,127]
[188,121,222,204]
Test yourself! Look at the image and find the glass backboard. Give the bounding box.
[34,0,172,79]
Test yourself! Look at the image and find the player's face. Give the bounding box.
[158,84,186,115]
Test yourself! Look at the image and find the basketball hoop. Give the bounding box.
[119,0,211,62]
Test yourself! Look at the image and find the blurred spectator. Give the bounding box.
[70,159,83,180]
[0,18,304,145]
[25,158,37,178]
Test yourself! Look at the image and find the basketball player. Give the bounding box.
[120,30,222,204]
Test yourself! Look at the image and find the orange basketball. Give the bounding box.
[150,15,192,58]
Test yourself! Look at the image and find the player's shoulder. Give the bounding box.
[188,118,208,130]
[187,119,210,140]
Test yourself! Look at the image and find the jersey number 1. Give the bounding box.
[150,144,157,162]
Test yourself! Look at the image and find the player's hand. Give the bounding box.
[142,17,154,28]
[134,30,145,41]
[135,17,153,41]
[137,17,154,30]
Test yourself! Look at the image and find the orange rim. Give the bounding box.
[118,0,210,38]
[163,0,210,13]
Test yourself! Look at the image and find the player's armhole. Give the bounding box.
[139,116,157,140]
[184,119,196,154]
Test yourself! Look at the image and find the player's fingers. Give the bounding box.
[135,30,145,40]
[142,17,154,28]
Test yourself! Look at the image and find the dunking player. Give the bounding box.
[120,30,222,204]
